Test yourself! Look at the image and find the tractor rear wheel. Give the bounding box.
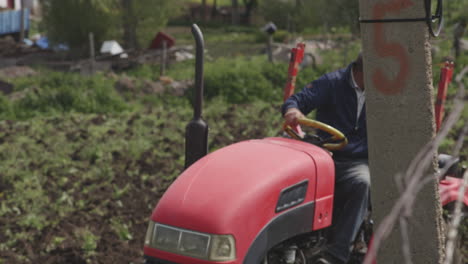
[261,248,308,264]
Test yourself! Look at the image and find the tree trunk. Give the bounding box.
[211,0,218,19]
[202,0,207,22]
[243,0,257,25]
[121,0,138,49]
[231,0,239,25]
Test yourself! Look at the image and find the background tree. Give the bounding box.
[119,0,183,49]
[211,0,218,19]
[259,0,359,34]
[242,0,258,25]
[324,0,360,34]
[42,0,115,55]
[259,0,295,30]
[42,0,182,54]
[231,0,240,25]
[121,0,137,50]
[202,0,207,22]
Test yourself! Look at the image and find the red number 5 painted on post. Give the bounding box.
[372,0,413,95]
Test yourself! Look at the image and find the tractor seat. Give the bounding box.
[438,153,459,177]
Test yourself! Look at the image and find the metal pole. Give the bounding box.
[184,24,208,169]
[89,32,95,74]
[19,0,25,42]
[267,35,273,63]
[160,40,167,77]
[192,26,204,119]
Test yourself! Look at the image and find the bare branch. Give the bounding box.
[452,124,468,157]
[400,217,413,264]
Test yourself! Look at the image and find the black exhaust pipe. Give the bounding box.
[184,24,208,169]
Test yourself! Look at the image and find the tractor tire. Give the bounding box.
[262,248,308,264]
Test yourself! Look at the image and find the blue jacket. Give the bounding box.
[281,64,368,159]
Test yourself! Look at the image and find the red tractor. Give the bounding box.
[143,25,466,264]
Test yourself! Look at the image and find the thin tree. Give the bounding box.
[242,0,257,25]
[121,0,138,49]
[202,0,207,22]
[211,0,218,19]
[231,0,239,25]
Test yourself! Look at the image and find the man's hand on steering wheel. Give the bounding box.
[283,108,305,127]
[282,108,348,151]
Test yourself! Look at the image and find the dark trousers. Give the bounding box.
[326,159,371,263]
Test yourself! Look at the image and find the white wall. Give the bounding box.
[0,0,8,9]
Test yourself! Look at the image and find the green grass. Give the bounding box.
[1,70,129,120]
[0,99,284,263]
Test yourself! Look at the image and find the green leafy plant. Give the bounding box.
[75,228,99,257]
[111,218,133,241]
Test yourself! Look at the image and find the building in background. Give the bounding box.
[0,0,39,14]
[0,0,33,40]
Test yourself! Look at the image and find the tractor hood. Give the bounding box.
[152,137,334,232]
[150,137,334,262]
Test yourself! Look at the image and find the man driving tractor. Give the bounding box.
[282,53,370,264]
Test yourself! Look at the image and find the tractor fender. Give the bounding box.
[242,201,315,264]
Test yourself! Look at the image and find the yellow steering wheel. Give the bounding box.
[283,118,348,151]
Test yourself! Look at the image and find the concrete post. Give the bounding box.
[358,0,444,263]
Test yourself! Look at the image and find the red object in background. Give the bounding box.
[440,176,468,206]
[7,0,14,9]
[435,61,455,132]
[283,43,305,101]
[283,43,305,136]
[149,32,175,50]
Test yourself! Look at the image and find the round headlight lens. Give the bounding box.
[209,235,236,261]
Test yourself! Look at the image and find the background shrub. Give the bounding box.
[184,56,313,104]
[42,0,115,55]
[5,72,128,120]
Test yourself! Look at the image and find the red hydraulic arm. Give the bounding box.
[283,43,305,101]
[435,61,455,132]
[283,43,305,135]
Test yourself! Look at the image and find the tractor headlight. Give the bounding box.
[209,234,236,261]
[145,221,155,246]
[145,221,236,261]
